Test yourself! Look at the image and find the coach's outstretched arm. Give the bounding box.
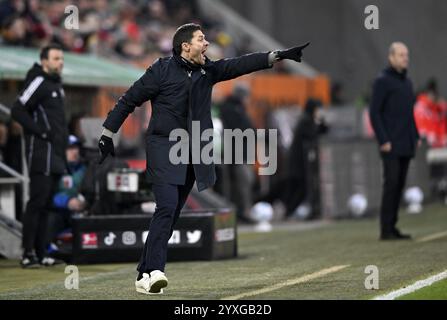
[98,63,161,164]
[211,42,310,83]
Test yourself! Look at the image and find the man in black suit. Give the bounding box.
[369,42,420,240]
[97,23,310,294]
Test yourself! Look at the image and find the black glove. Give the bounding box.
[98,135,115,164]
[276,42,310,62]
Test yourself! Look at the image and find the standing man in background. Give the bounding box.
[219,83,256,224]
[12,44,68,267]
[369,42,420,240]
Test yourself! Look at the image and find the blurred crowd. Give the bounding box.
[414,79,447,148]
[0,0,245,67]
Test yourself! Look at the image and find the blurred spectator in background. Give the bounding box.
[256,99,328,220]
[0,0,52,47]
[68,112,86,146]
[0,13,26,45]
[414,78,447,148]
[219,83,256,223]
[369,42,419,241]
[48,135,87,244]
[283,98,328,219]
[330,82,346,106]
[0,0,24,26]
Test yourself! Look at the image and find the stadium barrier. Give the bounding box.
[68,209,237,264]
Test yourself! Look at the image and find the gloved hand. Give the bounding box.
[276,42,310,62]
[98,135,115,164]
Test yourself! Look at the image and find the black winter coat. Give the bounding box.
[11,63,68,175]
[103,53,271,191]
[369,67,419,157]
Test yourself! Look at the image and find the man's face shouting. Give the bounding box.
[183,30,209,65]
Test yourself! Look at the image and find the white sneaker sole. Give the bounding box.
[149,277,168,294]
[136,286,164,295]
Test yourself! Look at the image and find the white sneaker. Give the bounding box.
[135,273,154,295]
[40,257,65,266]
[149,270,168,294]
[135,272,166,295]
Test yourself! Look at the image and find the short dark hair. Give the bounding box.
[40,44,63,60]
[172,23,202,55]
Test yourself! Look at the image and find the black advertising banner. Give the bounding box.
[71,210,236,264]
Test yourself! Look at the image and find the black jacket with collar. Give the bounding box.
[103,52,271,191]
[11,63,68,175]
[369,66,419,157]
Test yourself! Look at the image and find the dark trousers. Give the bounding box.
[22,173,60,259]
[137,164,195,273]
[256,176,307,216]
[380,153,411,235]
[284,177,307,216]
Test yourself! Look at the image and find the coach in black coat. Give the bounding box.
[98,23,310,294]
[102,46,270,192]
[369,42,419,240]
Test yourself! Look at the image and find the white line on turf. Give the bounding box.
[221,264,350,300]
[416,230,447,243]
[372,269,447,300]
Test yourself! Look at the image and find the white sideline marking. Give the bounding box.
[221,264,350,300]
[373,270,447,300]
[416,231,447,243]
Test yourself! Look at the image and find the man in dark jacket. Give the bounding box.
[98,23,310,295]
[285,98,328,219]
[12,44,68,267]
[219,84,256,223]
[369,42,420,241]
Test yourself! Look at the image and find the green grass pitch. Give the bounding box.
[1,204,446,300]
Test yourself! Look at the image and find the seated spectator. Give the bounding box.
[48,135,87,242]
